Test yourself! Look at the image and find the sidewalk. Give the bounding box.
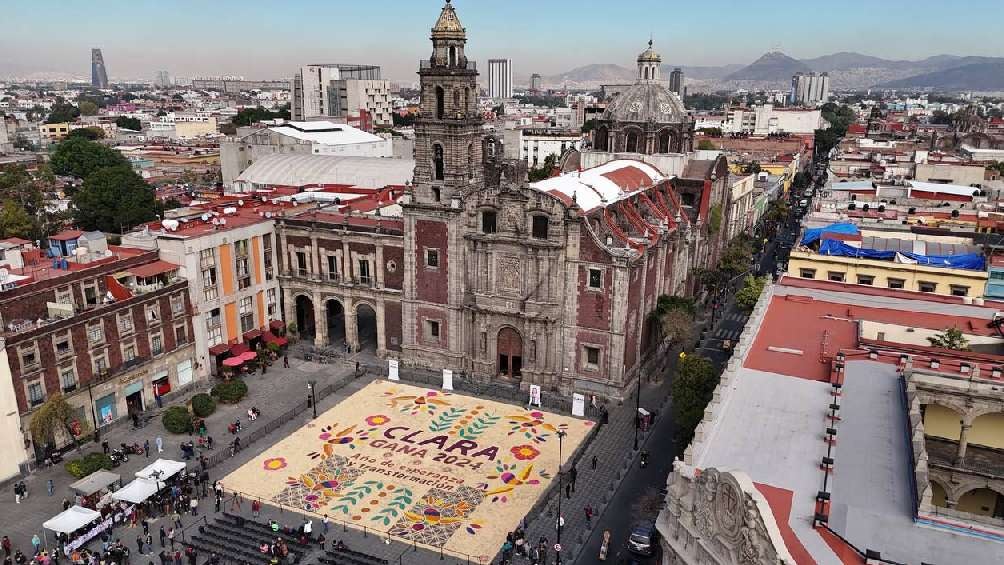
[0,355,355,554]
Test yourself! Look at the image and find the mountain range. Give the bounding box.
[542,52,1004,91]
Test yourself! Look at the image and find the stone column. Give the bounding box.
[309,235,320,279]
[279,231,290,276]
[342,242,352,282]
[345,300,359,353]
[375,245,385,288]
[282,289,296,330]
[313,292,327,347]
[956,423,972,465]
[375,300,387,356]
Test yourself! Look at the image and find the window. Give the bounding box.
[55,286,73,306]
[118,313,134,334]
[588,268,602,289]
[199,248,216,268]
[175,324,187,345]
[584,346,600,369]
[60,366,76,392]
[327,255,339,280]
[482,210,497,234]
[20,347,38,370]
[991,270,1004,281]
[151,333,163,356]
[123,342,137,362]
[424,319,440,342]
[532,216,549,239]
[27,381,44,407]
[432,186,441,202]
[202,266,218,301]
[171,294,184,316]
[263,234,274,281]
[296,251,308,277]
[918,281,937,293]
[239,296,255,333]
[887,278,905,289]
[87,323,104,346]
[856,275,874,286]
[435,86,445,120]
[358,259,371,285]
[266,288,277,317]
[83,283,98,306]
[146,304,160,324]
[426,249,439,268]
[827,271,846,282]
[93,354,108,375]
[433,144,445,181]
[235,239,251,290]
[799,269,816,279]
[54,335,71,356]
[950,285,970,297]
[681,193,696,207]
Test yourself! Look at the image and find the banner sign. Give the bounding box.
[388,359,399,381]
[571,393,585,417]
[442,369,454,390]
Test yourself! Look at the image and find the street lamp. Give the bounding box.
[633,373,641,450]
[555,428,567,563]
[307,381,317,419]
[87,381,100,442]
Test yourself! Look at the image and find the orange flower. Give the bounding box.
[510,445,540,461]
[263,457,287,471]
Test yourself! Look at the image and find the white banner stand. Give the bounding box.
[571,393,585,417]
[442,369,454,390]
[528,384,542,407]
[388,359,399,381]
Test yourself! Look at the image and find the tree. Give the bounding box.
[581,119,597,134]
[73,165,159,233]
[50,137,129,179]
[28,395,89,451]
[744,162,761,175]
[115,116,142,131]
[66,127,105,140]
[0,200,34,239]
[231,105,290,127]
[45,103,80,124]
[735,275,767,312]
[78,100,99,116]
[392,113,415,127]
[671,355,718,445]
[927,327,969,351]
[697,139,717,151]
[528,154,558,182]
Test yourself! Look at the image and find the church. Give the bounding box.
[277,0,736,399]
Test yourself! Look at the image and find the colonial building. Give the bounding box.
[276,1,736,399]
[0,233,195,479]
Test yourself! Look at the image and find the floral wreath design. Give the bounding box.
[510,444,540,461]
[263,457,287,471]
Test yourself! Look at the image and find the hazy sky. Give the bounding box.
[3,0,1002,82]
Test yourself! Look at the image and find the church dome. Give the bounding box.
[637,40,662,64]
[602,82,687,124]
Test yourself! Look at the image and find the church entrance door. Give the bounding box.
[497,327,523,379]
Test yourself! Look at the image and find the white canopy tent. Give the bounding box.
[112,478,159,504]
[135,459,186,481]
[43,505,101,534]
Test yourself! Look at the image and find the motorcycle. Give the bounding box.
[109,448,129,467]
[121,442,143,455]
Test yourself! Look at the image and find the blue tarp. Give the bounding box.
[801,222,860,245]
[818,239,986,270]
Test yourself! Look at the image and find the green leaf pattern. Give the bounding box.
[371,487,414,526]
[458,413,500,439]
[331,480,384,514]
[428,407,466,432]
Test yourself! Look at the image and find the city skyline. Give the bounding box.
[2,0,1003,82]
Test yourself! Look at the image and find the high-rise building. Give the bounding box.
[790,71,829,106]
[290,64,390,125]
[487,59,513,99]
[155,71,172,88]
[530,73,542,92]
[91,48,109,88]
[669,67,684,95]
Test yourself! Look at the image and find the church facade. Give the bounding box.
[277,1,736,399]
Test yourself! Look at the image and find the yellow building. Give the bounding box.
[38,122,70,143]
[787,250,988,298]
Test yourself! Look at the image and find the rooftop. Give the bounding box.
[268,121,385,146]
[235,154,414,190]
[529,158,667,212]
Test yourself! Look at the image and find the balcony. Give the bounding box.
[420,59,476,71]
[927,436,1004,478]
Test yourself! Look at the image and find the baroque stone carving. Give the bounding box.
[498,256,521,294]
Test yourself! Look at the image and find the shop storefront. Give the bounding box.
[123,381,144,418]
[95,394,116,427]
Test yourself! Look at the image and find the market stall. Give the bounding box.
[135,458,186,481]
[43,505,101,534]
[111,478,159,504]
[69,470,121,498]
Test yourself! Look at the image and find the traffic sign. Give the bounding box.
[554,543,562,552]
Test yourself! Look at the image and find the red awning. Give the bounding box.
[127,260,180,279]
[209,344,230,356]
[272,337,288,347]
[243,329,262,341]
[229,343,250,356]
[269,320,285,330]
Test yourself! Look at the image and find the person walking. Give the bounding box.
[2,535,11,557]
[570,467,577,492]
[145,533,153,555]
[13,482,21,504]
[167,528,175,550]
[591,455,598,470]
[47,479,54,496]
[159,526,166,548]
[564,483,570,499]
[30,535,41,555]
[156,436,164,454]
[144,440,150,458]
[189,496,198,516]
[584,505,593,524]
[555,515,564,538]
[252,500,261,519]
[283,354,289,369]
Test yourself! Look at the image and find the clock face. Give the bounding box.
[628,101,643,113]
[659,103,673,114]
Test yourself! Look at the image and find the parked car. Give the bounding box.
[627,522,658,556]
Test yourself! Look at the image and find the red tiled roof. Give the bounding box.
[600,166,654,193]
[127,260,180,278]
[753,483,817,565]
[50,230,83,241]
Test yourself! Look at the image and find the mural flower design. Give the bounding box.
[384,389,452,415]
[309,423,373,459]
[506,410,568,444]
[484,461,547,502]
[263,457,287,471]
[365,414,391,427]
[510,444,540,461]
[403,494,469,529]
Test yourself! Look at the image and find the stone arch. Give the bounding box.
[658,128,676,153]
[467,143,474,180]
[324,297,346,346]
[355,301,378,353]
[921,402,964,441]
[595,125,609,152]
[928,477,951,508]
[497,326,523,380]
[968,410,1004,450]
[464,88,470,112]
[448,46,457,67]
[625,128,642,153]
[294,294,315,340]
[453,88,461,112]
[433,143,445,181]
[435,86,445,119]
[955,485,1004,518]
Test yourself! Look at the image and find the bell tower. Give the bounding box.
[413,0,484,204]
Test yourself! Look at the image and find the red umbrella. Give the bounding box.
[222,357,244,368]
